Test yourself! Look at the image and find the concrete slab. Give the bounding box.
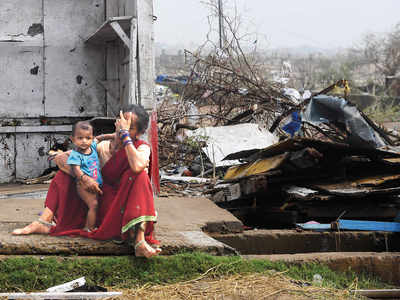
[0,184,242,255]
[245,252,400,285]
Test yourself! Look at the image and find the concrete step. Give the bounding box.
[0,192,242,256]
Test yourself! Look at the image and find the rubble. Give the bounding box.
[156,52,400,230]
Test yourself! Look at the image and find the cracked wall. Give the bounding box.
[0,0,108,182]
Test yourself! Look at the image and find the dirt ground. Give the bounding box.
[111,274,354,300]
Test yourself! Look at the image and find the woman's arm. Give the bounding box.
[94,133,116,143]
[115,111,150,174]
[53,151,102,195]
[124,143,150,173]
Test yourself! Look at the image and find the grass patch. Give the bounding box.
[0,252,392,292]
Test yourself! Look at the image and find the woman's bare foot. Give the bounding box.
[134,240,161,258]
[12,221,51,235]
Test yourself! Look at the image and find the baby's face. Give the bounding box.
[71,128,94,152]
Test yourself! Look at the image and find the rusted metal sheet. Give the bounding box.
[0,134,15,183]
[224,153,288,180]
[43,0,105,117]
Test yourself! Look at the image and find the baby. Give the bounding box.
[67,121,113,231]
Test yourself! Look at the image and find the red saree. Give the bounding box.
[45,140,157,242]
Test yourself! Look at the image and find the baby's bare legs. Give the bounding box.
[76,183,98,231]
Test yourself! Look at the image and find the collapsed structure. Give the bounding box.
[157,49,400,230]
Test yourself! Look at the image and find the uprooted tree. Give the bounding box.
[156,3,400,172]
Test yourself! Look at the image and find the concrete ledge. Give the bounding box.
[245,252,400,285]
[212,230,400,254]
[0,223,236,256]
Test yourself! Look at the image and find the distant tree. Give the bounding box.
[361,23,400,89]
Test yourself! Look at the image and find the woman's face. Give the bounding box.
[123,112,139,139]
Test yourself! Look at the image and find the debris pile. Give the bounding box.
[156,47,400,229]
[216,136,400,229]
[156,49,300,171]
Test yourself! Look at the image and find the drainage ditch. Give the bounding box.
[208,229,400,285]
[210,229,400,255]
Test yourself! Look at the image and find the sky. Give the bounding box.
[154,0,400,51]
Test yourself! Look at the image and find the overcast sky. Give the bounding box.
[154,0,400,50]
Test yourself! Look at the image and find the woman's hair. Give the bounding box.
[122,104,149,134]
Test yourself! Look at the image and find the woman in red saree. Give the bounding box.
[12,105,160,258]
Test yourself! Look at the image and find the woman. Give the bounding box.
[13,104,160,258]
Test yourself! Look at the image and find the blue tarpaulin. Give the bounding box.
[282,111,301,137]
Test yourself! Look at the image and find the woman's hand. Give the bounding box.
[115,111,131,132]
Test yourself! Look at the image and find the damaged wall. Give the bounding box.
[0,0,134,182]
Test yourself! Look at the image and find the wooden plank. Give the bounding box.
[106,0,120,19]
[136,0,155,109]
[337,219,400,232]
[109,21,131,49]
[105,37,121,116]
[96,80,120,116]
[0,291,122,299]
[127,18,138,105]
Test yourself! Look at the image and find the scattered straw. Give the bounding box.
[108,273,360,300]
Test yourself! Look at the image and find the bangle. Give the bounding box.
[120,132,130,140]
[122,136,132,143]
[123,140,133,147]
[119,129,129,136]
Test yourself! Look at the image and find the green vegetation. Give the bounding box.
[364,96,400,123]
[0,252,392,292]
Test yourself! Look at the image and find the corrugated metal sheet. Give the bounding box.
[189,123,278,167]
[224,153,287,180]
[223,138,400,162]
